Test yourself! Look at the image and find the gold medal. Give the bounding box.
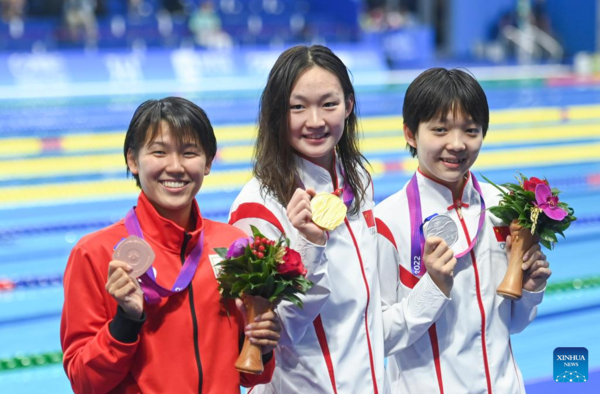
[311,192,347,231]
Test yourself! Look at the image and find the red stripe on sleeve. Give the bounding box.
[375,218,397,250]
[228,203,284,234]
[399,265,420,289]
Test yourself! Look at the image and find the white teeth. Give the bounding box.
[305,133,326,139]
[442,158,462,164]
[162,181,186,188]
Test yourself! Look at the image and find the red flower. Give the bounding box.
[277,248,307,278]
[523,177,548,192]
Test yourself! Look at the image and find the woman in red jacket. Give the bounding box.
[60,97,280,394]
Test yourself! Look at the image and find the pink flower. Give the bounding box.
[535,183,567,221]
[524,177,548,192]
[226,237,252,259]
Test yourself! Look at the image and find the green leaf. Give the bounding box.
[213,247,228,259]
[250,225,263,239]
[480,174,509,196]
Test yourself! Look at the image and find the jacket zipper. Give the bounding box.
[181,233,203,393]
[455,204,493,394]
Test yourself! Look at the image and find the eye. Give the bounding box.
[432,127,447,133]
[290,104,304,110]
[152,150,166,156]
[323,102,338,108]
[183,151,199,158]
[466,128,481,134]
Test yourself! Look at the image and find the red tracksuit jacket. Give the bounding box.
[60,192,274,393]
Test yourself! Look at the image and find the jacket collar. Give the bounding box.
[294,153,344,194]
[134,192,204,254]
[416,169,477,210]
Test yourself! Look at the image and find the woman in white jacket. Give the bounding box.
[228,45,388,394]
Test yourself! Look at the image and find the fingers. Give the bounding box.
[423,237,446,259]
[529,267,552,280]
[108,260,132,278]
[505,235,512,252]
[522,249,546,271]
[526,259,551,278]
[245,311,281,347]
[522,243,541,263]
[106,260,139,301]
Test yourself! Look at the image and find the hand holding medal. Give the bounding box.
[287,188,327,245]
[106,236,155,318]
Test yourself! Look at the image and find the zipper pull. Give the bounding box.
[455,200,463,219]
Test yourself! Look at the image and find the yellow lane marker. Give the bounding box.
[3,143,599,205]
[2,105,599,157]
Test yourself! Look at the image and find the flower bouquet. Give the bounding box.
[483,174,576,300]
[214,225,313,374]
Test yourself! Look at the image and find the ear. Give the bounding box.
[204,159,212,176]
[345,94,354,118]
[126,148,139,175]
[404,124,417,149]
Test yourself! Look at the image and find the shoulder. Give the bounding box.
[72,221,127,256]
[229,178,287,231]
[204,219,247,238]
[478,181,506,207]
[375,187,408,218]
[231,177,276,210]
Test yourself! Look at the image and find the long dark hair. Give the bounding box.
[254,45,370,215]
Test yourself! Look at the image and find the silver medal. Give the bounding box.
[424,214,459,247]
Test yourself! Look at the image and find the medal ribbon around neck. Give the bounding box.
[406,172,486,277]
[123,208,204,305]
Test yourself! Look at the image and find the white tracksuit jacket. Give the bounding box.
[229,155,389,394]
[375,170,544,394]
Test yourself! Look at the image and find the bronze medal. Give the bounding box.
[113,235,155,278]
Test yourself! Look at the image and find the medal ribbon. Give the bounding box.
[123,208,204,305]
[407,172,486,276]
[296,169,355,210]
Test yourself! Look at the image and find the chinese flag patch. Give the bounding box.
[363,210,376,228]
[494,226,510,242]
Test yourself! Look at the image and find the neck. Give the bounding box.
[418,168,468,201]
[299,152,336,181]
[155,204,195,232]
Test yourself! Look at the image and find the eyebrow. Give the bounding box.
[146,141,200,149]
[290,92,340,101]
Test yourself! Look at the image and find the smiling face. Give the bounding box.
[127,121,211,228]
[405,109,483,197]
[287,66,353,170]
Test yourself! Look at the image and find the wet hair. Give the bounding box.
[254,44,369,215]
[123,96,217,188]
[402,68,489,157]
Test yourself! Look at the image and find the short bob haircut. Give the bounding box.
[254,45,369,215]
[402,68,489,157]
[123,96,217,188]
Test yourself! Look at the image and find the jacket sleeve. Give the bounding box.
[60,245,140,394]
[230,213,330,347]
[510,288,544,333]
[376,217,451,356]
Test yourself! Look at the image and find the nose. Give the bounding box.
[447,130,466,151]
[166,153,185,173]
[306,107,326,128]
